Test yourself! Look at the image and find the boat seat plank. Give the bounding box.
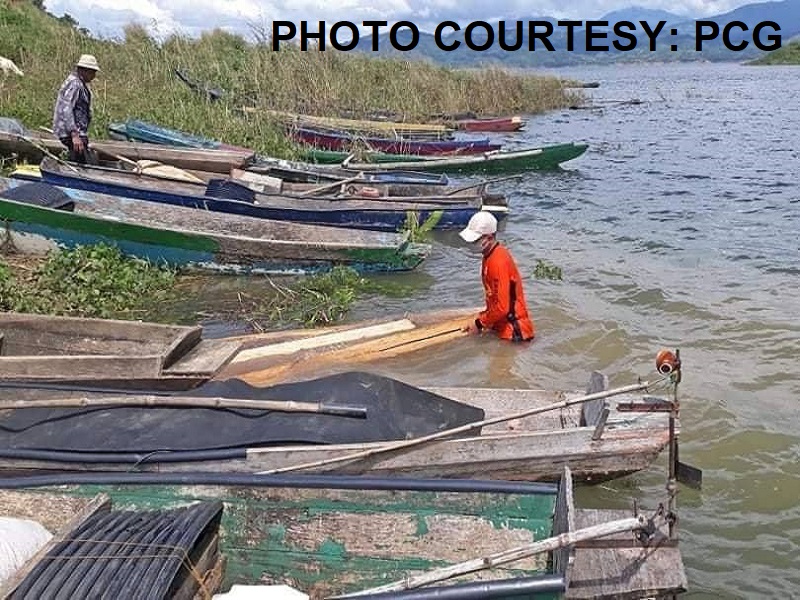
[565,509,687,599]
[163,339,242,376]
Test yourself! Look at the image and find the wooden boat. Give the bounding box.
[0,312,241,391]
[291,127,503,156]
[0,178,429,275]
[249,154,451,185]
[454,116,527,132]
[342,143,590,175]
[0,368,675,484]
[263,108,454,137]
[38,158,507,232]
[0,467,688,599]
[0,130,256,174]
[108,119,251,154]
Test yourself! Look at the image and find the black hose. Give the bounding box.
[334,574,566,600]
[0,471,558,496]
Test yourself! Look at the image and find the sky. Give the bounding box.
[43,0,771,40]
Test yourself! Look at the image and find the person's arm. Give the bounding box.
[476,258,512,331]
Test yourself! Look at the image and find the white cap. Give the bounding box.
[459,211,498,243]
[76,54,100,71]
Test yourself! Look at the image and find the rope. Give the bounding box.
[37,538,212,599]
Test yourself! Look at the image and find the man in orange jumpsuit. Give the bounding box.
[459,211,535,342]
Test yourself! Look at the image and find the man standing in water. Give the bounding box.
[460,211,535,343]
[53,54,100,164]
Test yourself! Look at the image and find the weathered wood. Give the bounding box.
[591,405,611,440]
[0,493,111,599]
[0,131,255,173]
[0,355,165,378]
[581,371,609,426]
[341,516,644,597]
[553,466,576,578]
[193,554,226,600]
[172,534,220,600]
[164,339,242,375]
[565,509,688,599]
[256,380,662,476]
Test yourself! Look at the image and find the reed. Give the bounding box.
[0,1,583,158]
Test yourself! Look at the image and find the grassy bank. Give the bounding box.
[748,40,800,65]
[0,1,582,157]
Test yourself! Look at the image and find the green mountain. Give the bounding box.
[355,0,800,67]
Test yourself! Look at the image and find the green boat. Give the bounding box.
[300,143,589,175]
[0,468,688,599]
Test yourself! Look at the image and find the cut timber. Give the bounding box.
[229,319,416,364]
[566,509,688,599]
[218,308,477,386]
[221,319,469,386]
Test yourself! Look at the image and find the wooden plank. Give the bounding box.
[581,371,609,426]
[0,493,112,599]
[172,534,220,600]
[229,319,417,364]
[221,316,471,385]
[164,339,242,376]
[192,554,226,600]
[0,354,164,378]
[552,466,576,578]
[565,509,687,600]
[591,406,610,440]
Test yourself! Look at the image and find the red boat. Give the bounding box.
[455,116,526,132]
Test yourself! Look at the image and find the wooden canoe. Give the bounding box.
[342,143,590,175]
[0,370,675,484]
[291,127,502,156]
[0,178,429,274]
[454,116,527,132]
[0,131,256,173]
[0,312,241,390]
[263,108,453,137]
[38,158,507,232]
[0,468,688,599]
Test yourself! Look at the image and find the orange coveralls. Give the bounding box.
[475,244,535,342]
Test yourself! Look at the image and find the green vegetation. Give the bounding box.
[0,0,581,158]
[748,40,800,65]
[533,259,562,281]
[401,210,444,243]
[227,266,369,329]
[0,244,175,317]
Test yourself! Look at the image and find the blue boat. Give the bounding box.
[38,158,507,232]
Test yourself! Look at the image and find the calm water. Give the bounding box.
[196,62,800,598]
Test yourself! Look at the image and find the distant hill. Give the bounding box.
[355,0,800,67]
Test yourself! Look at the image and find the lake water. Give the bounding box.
[197,61,800,598]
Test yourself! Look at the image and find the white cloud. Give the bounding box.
[42,0,778,40]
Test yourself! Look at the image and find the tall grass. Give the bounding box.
[1,0,582,157]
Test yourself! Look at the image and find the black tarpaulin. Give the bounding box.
[0,372,484,455]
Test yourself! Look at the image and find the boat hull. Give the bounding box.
[38,161,496,232]
[0,179,429,274]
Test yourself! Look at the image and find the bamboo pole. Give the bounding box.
[0,396,367,418]
[336,516,644,597]
[256,378,662,475]
[298,173,364,197]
